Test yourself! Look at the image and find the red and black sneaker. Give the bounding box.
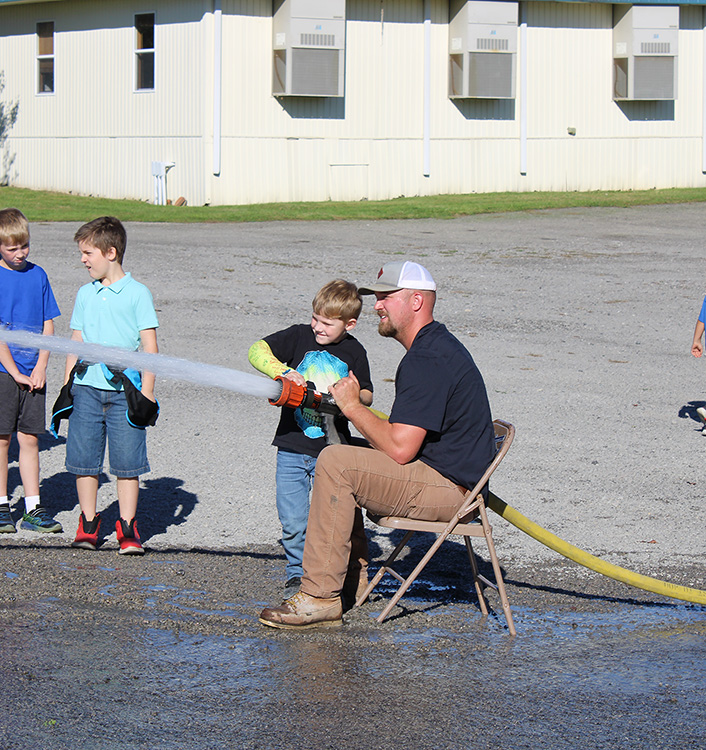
[71,512,101,550]
[116,517,144,556]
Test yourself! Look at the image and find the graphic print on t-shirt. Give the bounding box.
[294,349,349,439]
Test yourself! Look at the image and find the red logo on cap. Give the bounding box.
[377,268,384,279]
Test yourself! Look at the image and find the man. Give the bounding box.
[259,260,495,629]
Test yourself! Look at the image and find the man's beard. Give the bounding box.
[378,318,397,338]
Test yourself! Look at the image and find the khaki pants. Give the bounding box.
[301,444,466,599]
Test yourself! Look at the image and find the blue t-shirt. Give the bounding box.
[0,261,61,376]
[70,272,159,391]
[389,321,495,491]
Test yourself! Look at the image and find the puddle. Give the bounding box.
[1,593,704,750]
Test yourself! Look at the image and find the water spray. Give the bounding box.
[0,328,340,415]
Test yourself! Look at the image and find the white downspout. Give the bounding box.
[213,0,222,177]
[423,0,431,177]
[702,6,706,173]
[519,1,527,176]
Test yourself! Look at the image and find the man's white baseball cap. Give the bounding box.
[358,261,437,294]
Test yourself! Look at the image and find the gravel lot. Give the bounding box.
[1,205,705,750]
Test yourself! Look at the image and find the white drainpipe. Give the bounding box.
[213,0,222,177]
[423,0,431,177]
[519,2,527,176]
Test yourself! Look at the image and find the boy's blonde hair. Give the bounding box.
[0,207,29,247]
[313,279,363,322]
[74,216,127,263]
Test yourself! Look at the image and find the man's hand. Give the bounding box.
[329,371,361,414]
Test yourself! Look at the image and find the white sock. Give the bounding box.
[0,496,8,507]
[24,495,40,513]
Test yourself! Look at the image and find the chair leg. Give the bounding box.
[376,530,452,623]
[464,536,489,616]
[478,505,516,636]
[355,530,415,607]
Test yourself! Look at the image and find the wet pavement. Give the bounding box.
[1,544,704,750]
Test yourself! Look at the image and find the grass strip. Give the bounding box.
[2,185,706,223]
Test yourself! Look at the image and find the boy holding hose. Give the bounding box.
[249,280,373,602]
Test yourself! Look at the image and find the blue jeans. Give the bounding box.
[276,449,316,580]
[66,385,150,478]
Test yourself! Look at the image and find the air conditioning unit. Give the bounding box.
[613,5,678,101]
[272,0,345,97]
[448,0,518,99]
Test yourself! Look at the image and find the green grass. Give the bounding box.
[2,185,706,223]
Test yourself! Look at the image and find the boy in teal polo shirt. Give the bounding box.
[63,216,159,554]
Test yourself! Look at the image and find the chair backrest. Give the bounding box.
[455,419,514,523]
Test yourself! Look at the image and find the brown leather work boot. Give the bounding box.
[259,591,343,630]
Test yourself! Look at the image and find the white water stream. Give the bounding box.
[0,329,280,400]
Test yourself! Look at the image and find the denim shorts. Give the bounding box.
[65,384,150,478]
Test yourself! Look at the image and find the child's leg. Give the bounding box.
[275,450,316,583]
[16,431,40,498]
[66,385,107,520]
[75,475,100,519]
[105,389,148,555]
[0,435,10,499]
[116,477,139,522]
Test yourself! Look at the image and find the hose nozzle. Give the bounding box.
[269,375,340,415]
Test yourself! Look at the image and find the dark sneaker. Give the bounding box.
[259,591,342,629]
[116,518,144,556]
[21,506,63,533]
[0,504,16,533]
[284,576,301,595]
[71,512,101,550]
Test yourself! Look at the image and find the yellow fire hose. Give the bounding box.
[488,491,706,606]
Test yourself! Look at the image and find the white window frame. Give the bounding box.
[36,20,55,95]
[134,11,155,92]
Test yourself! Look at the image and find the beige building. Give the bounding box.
[0,0,704,205]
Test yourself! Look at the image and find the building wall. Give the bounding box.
[0,0,704,205]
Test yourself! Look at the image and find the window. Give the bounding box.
[37,21,54,94]
[135,13,155,90]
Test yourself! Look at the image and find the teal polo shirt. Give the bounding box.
[70,272,159,391]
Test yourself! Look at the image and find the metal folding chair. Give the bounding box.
[355,419,516,635]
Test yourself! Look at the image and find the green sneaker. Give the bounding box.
[20,506,63,533]
[0,504,16,533]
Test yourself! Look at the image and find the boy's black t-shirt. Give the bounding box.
[264,324,373,457]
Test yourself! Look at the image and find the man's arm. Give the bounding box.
[331,372,426,464]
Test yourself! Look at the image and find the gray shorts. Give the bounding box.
[0,372,46,435]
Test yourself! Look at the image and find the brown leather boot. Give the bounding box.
[259,591,342,629]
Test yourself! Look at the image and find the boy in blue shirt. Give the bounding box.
[63,217,159,554]
[249,280,373,598]
[0,208,62,534]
